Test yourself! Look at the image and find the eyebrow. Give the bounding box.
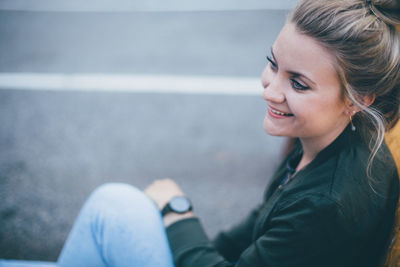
[270,47,317,86]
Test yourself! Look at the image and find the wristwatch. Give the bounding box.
[161,196,193,217]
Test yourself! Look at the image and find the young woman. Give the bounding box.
[1,0,400,266]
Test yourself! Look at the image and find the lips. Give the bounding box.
[269,106,294,117]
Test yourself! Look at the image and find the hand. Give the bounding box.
[144,178,185,210]
[145,178,194,227]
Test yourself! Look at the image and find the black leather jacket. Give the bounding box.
[167,127,399,267]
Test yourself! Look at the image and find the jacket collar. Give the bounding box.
[287,125,359,174]
[265,125,361,200]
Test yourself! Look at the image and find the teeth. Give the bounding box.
[271,108,292,116]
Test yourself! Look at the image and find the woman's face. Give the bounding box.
[262,23,349,147]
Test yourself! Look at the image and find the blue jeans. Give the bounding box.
[0,183,175,267]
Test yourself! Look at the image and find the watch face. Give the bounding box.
[170,196,191,213]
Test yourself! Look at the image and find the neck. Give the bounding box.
[297,123,348,171]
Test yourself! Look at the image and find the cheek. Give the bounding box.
[286,94,326,122]
[290,95,345,127]
[285,93,306,115]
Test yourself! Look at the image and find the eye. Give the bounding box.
[290,79,310,91]
[266,56,278,70]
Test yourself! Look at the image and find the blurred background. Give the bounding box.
[0,0,296,261]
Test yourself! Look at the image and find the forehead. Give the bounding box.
[273,23,340,88]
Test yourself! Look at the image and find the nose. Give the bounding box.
[262,68,285,103]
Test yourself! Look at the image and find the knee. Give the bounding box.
[85,183,157,216]
[90,183,141,201]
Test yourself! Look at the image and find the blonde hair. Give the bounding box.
[289,0,400,174]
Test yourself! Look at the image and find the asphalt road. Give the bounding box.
[0,9,285,76]
[0,7,288,261]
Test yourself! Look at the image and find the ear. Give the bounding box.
[344,94,375,114]
[362,94,375,107]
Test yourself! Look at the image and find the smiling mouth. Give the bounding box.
[270,107,294,117]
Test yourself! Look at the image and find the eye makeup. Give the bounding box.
[290,78,310,91]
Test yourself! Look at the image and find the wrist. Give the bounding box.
[161,196,192,217]
[163,211,195,227]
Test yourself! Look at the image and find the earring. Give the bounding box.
[349,111,356,131]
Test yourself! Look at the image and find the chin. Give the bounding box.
[263,124,286,137]
[263,119,284,136]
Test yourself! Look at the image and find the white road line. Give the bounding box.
[0,73,262,95]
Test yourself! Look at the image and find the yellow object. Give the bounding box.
[387,122,400,172]
[381,25,399,267]
[385,121,400,267]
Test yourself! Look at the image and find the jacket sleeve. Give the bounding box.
[166,195,346,267]
[212,205,262,262]
[211,159,289,261]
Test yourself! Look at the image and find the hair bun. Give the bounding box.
[369,0,400,26]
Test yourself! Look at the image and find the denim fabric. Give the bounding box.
[1,183,175,267]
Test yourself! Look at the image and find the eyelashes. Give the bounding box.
[266,56,278,69]
[265,55,310,91]
[290,79,309,91]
